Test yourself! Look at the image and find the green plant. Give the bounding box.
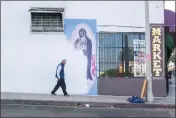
[100,69,118,77]
[99,69,133,78]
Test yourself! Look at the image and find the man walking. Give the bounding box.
[51,59,69,96]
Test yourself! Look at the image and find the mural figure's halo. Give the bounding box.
[69,23,96,55]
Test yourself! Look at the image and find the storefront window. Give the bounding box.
[127,33,146,77]
[128,47,146,77]
[99,32,123,47]
[99,32,123,77]
[98,32,146,78]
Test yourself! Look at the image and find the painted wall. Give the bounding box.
[1,1,164,94]
[65,1,164,32]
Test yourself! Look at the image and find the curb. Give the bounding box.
[1,99,175,109]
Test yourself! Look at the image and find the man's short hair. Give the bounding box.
[62,59,66,61]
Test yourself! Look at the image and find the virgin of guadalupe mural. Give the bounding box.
[74,28,93,80]
[64,19,97,95]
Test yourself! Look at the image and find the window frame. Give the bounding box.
[29,7,65,34]
[98,32,146,78]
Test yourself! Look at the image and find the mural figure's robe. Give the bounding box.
[74,28,93,80]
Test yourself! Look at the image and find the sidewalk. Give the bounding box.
[1,92,175,108]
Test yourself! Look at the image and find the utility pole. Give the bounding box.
[145,1,154,102]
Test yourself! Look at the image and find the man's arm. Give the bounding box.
[56,65,62,79]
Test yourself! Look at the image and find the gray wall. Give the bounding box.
[98,78,167,97]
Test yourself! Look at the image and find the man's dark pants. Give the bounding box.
[51,79,68,95]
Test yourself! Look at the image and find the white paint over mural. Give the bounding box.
[1,1,164,94]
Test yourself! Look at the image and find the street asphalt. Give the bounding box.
[1,104,174,117]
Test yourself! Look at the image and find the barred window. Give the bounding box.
[98,32,146,78]
[31,12,63,32]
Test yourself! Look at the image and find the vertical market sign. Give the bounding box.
[150,24,164,79]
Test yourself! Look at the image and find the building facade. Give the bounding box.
[1,1,166,96]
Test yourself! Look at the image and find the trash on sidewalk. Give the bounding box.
[85,104,90,107]
[110,106,114,108]
[127,96,145,103]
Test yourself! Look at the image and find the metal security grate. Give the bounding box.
[31,13,63,32]
[97,32,146,78]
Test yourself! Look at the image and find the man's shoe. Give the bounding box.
[51,92,57,96]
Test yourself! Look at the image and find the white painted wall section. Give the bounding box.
[1,1,164,94]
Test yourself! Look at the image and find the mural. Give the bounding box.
[64,19,97,95]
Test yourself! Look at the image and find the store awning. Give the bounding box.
[164,9,176,32]
[164,9,176,49]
